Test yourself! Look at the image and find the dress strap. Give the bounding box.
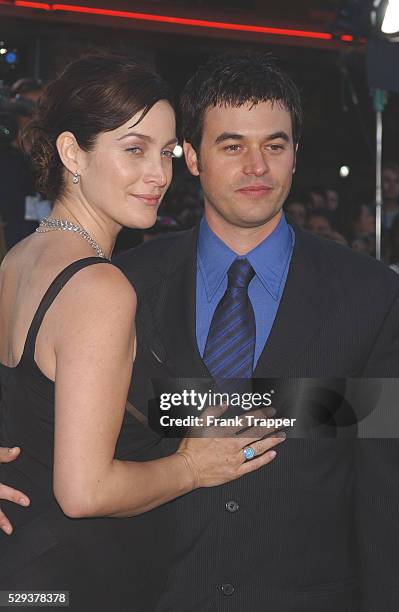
[22,257,111,363]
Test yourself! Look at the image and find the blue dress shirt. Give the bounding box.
[196,214,294,367]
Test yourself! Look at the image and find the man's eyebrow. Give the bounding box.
[214,130,290,145]
[266,131,290,142]
[215,132,244,145]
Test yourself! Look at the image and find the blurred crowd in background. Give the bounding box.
[284,163,399,268]
[1,76,399,271]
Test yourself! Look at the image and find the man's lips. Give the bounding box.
[236,185,273,198]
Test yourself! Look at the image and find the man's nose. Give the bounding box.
[242,149,269,176]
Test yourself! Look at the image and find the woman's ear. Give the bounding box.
[56,131,85,176]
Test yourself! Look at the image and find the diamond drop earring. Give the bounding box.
[73,172,80,184]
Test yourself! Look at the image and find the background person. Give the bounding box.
[381,161,399,230]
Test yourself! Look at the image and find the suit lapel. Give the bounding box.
[254,228,338,377]
[142,225,209,377]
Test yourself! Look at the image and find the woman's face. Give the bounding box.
[77,100,177,230]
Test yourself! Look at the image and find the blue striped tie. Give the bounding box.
[204,258,256,379]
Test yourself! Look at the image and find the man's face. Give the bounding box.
[286,202,306,227]
[184,101,296,231]
[325,189,339,211]
[382,168,399,201]
[307,214,332,237]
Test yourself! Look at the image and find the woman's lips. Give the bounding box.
[131,194,161,206]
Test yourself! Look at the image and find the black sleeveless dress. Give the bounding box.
[0,257,172,612]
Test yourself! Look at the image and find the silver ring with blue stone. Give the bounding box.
[243,446,255,461]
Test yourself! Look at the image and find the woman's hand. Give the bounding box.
[0,447,30,535]
[176,405,286,489]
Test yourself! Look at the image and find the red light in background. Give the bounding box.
[0,1,361,44]
[50,4,333,40]
[15,1,50,8]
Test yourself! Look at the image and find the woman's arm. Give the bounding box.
[52,264,283,519]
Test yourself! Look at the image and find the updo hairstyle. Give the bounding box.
[23,53,174,201]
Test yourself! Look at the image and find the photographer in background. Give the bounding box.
[10,78,43,139]
[0,77,50,250]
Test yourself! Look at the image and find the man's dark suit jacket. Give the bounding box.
[115,223,399,612]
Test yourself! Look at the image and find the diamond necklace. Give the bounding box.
[36,217,106,259]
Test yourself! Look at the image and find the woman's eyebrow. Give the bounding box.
[118,132,178,147]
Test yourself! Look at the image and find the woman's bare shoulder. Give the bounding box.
[0,235,32,272]
[50,259,137,326]
[49,260,137,355]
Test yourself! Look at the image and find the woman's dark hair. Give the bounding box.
[23,53,174,201]
[180,51,303,153]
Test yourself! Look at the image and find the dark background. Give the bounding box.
[1,0,398,202]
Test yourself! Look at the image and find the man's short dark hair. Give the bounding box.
[180,51,303,152]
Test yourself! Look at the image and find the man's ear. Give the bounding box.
[292,143,298,174]
[183,141,200,176]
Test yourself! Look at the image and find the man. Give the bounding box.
[307,208,334,236]
[382,161,399,230]
[285,197,307,228]
[306,207,348,245]
[1,52,399,611]
[117,53,399,611]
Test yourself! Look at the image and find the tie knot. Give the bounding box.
[227,258,255,288]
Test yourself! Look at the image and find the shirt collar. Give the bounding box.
[197,214,293,302]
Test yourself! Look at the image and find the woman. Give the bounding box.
[0,54,283,610]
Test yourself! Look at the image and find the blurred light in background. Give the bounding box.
[5,51,17,65]
[339,165,350,177]
[173,144,184,158]
[381,0,399,35]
